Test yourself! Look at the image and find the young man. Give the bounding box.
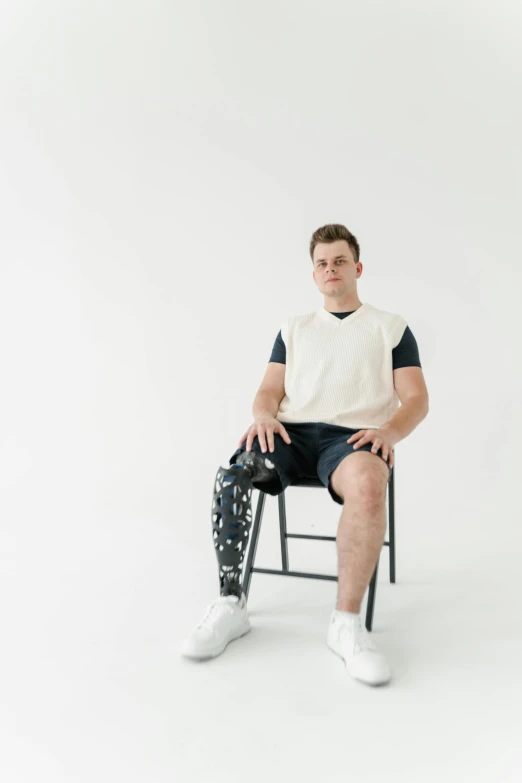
[182,223,429,687]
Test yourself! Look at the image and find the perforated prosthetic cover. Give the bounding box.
[211,452,279,597]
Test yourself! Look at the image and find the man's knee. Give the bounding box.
[330,451,389,503]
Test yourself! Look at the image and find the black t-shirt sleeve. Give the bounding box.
[268,330,286,364]
[393,326,422,369]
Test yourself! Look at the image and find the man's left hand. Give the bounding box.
[347,428,398,468]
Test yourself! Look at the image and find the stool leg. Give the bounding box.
[278,492,289,570]
[242,490,267,602]
[388,467,396,583]
[365,557,379,631]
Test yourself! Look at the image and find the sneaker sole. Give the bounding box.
[182,619,252,660]
[326,637,391,686]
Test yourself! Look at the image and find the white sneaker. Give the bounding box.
[326,610,392,686]
[181,593,251,660]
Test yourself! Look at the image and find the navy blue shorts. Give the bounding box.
[228,422,392,506]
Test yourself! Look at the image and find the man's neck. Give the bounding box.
[324,299,363,313]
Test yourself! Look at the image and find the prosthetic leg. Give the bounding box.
[212,451,279,598]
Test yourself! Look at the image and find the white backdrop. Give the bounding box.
[1,1,521,781]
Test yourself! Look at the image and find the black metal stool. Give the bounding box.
[241,463,396,631]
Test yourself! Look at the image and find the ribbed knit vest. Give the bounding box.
[276,302,408,429]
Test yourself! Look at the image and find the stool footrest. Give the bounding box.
[251,566,338,582]
[286,533,389,548]
[286,533,336,541]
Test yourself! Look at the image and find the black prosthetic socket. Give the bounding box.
[212,451,278,598]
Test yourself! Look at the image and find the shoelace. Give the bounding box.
[197,597,239,629]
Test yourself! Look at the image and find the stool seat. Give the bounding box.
[241,464,397,632]
[289,474,324,488]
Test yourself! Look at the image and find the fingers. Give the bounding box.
[245,428,262,453]
[259,427,271,453]
[246,428,254,452]
[374,443,393,468]
[352,435,367,449]
[354,438,393,467]
[243,425,292,454]
[256,429,267,453]
[281,426,292,445]
[263,426,293,453]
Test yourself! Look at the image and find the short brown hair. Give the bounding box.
[309,224,360,265]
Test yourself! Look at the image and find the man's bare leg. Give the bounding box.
[335,494,387,612]
[329,453,389,613]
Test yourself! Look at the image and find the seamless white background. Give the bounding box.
[1,1,521,781]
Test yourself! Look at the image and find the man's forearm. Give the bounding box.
[381,397,429,444]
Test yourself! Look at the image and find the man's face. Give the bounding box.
[312,239,362,293]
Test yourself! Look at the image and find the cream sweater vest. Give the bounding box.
[276,303,408,430]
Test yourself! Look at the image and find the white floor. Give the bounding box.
[2,494,521,783]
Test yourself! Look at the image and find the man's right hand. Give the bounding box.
[238,414,292,454]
